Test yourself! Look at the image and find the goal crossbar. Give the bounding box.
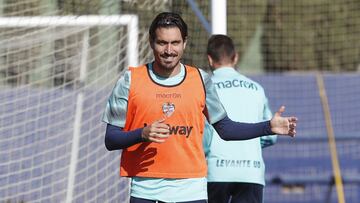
[0,15,136,27]
[0,15,139,67]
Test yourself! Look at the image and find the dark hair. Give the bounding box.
[149,12,188,43]
[207,34,236,63]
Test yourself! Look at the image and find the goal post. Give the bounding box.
[211,0,226,34]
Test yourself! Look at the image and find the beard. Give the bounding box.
[157,53,181,70]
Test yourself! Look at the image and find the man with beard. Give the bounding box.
[102,12,297,203]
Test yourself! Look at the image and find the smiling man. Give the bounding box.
[102,12,297,203]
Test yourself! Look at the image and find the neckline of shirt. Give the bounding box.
[148,62,185,86]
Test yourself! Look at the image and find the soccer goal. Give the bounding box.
[0,15,138,203]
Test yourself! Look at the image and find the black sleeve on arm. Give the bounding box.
[212,116,275,141]
[104,124,144,151]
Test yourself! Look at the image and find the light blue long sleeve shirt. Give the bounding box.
[203,67,277,185]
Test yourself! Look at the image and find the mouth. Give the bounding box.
[161,55,177,62]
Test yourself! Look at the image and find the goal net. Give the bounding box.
[0,15,138,203]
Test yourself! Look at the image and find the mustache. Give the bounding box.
[161,52,178,57]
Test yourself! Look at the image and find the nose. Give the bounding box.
[164,44,172,54]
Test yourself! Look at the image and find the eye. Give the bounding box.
[155,40,167,46]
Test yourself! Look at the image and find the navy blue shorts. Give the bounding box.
[207,182,263,203]
[130,196,207,203]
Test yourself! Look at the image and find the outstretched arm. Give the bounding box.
[212,106,297,141]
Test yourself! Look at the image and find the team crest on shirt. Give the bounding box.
[162,102,175,118]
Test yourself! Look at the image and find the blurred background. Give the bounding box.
[0,0,359,202]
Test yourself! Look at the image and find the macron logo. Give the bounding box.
[214,79,258,90]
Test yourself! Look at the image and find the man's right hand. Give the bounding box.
[270,106,297,137]
[141,118,170,143]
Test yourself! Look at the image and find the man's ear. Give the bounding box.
[183,38,187,49]
[207,55,214,67]
[149,36,154,49]
[233,53,239,66]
